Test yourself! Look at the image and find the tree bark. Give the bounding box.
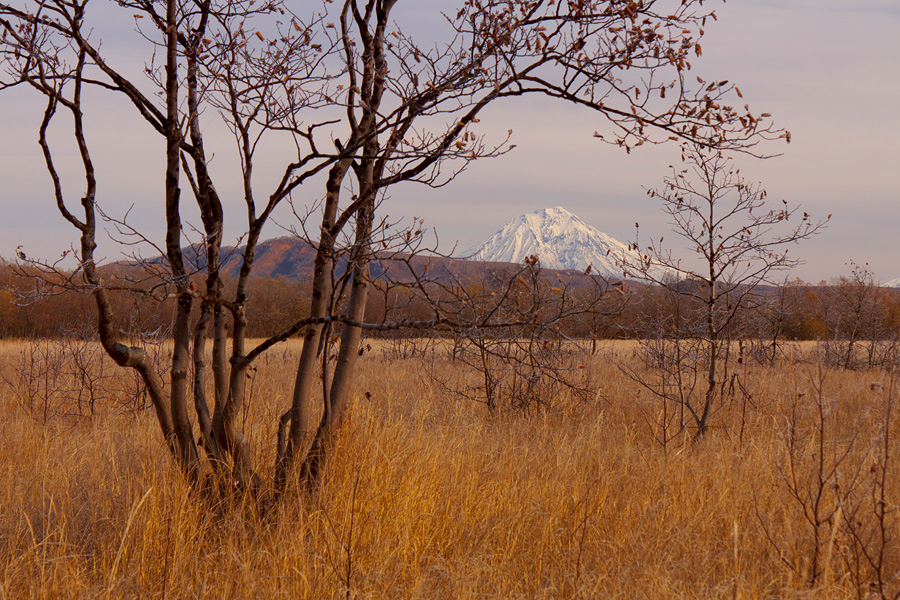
[165,0,200,479]
[302,190,375,483]
[274,161,347,489]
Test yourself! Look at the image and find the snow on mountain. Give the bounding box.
[466,206,664,279]
[884,277,900,288]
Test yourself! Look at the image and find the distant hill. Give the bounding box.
[168,235,624,290]
[220,237,319,280]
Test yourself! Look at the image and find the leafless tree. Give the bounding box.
[410,255,623,413]
[624,142,826,437]
[2,0,787,496]
[1,0,340,491]
[745,277,805,366]
[820,263,898,370]
[276,0,791,489]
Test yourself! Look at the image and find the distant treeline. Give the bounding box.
[621,279,900,341]
[1,261,898,344]
[0,263,312,339]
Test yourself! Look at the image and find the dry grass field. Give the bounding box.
[0,338,898,599]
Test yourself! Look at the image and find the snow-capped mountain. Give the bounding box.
[884,277,900,288]
[466,206,654,279]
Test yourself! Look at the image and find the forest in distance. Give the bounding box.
[2,258,899,349]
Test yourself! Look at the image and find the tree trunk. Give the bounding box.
[164,0,200,479]
[301,193,375,483]
[274,161,350,489]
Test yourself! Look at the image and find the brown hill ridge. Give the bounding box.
[214,236,622,290]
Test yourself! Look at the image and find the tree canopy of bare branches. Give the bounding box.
[1,0,786,497]
[623,142,826,437]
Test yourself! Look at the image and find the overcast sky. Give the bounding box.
[1,1,898,283]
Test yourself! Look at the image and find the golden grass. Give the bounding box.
[0,338,896,599]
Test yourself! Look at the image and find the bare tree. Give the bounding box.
[624,142,826,437]
[411,255,623,413]
[2,0,786,496]
[277,0,791,489]
[820,263,898,370]
[745,277,805,366]
[1,0,339,490]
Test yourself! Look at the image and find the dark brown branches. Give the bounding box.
[270,0,796,490]
[2,0,797,499]
[6,9,179,456]
[624,141,826,438]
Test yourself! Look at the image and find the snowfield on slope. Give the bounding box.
[466,206,672,280]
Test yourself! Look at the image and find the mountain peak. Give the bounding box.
[466,206,633,276]
[543,205,572,215]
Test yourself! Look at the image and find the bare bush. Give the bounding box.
[407,256,618,412]
[745,278,806,366]
[757,352,900,597]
